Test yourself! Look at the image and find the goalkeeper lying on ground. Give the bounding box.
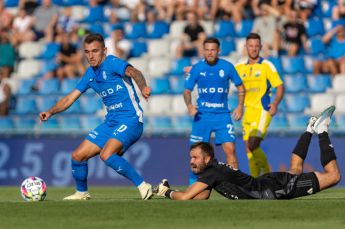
[154,106,341,200]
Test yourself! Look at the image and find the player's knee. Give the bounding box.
[331,171,341,186]
[248,143,259,152]
[71,151,85,162]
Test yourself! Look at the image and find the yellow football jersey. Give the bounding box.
[235,57,283,110]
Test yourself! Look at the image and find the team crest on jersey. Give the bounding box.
[219,69,225,77]
[242,74,246,78]
[254,71,261,77]
[102,71,107,80]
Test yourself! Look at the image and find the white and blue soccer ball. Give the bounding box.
[20,176,47,201]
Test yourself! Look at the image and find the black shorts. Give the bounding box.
[260,172,320,199]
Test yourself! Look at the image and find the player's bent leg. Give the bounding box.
[222,142,238,169]
[64,140,101,200]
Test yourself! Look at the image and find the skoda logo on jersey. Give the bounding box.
[254,71,261,77]
[102,71,107,80]
[219,69,225,78]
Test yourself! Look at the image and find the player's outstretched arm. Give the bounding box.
[39,89,81,121]
[125,66,151,101]
[268,84,284,116]
[232,84,245,121]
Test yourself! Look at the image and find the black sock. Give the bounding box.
[292,132,312,160]
[319,132,337,167]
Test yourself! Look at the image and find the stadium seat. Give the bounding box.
[330,76,345,93]
[228,96,238,112]
[37,42,60,60]
[220,39,236,56]
[14,116,37,129]
[36,96,57,112]
[150,116,173,133]
[285,94,310,113]
[88,23,105,37]
[169,75,185,94]
[200,20,214,36]
[0,117,14,130]
[150,77,170,95]
[148,39,170,57]
[59,116,82,129]
[64,99,81,114]
[269,114,288,130]
[80,95,103,114]
[303,55,314,74]
[147,95,172,115]
[287,114,309,130]
[80,5,106,23]
[335,94,345,114]
[305,18,325,37]
[129,41,147,58]
[320,0,336,17]
[80,116,103,130]
[172,115,193,132]
[335,115,345,130]
[171,95,187,115]
[267,57,283,75]
[39,79,60,95]
[4,0,19,7]
[308,37,325,55]
[307,74,332,93]
[283,75,307,93]
[169,20,187,38]
[61,78,79,94]
[169,58,191,75]
[235,20,253,38]
[18,42,43,59]
[14,96,37,114]
[281,56,305,74]
[148,57,171,78]
[214,20,236,38]
[125,22,146,39]
[16,59,42,79]
[41,117,60,130]
[308,94,335,114]
[17,79,35,95]
[128,57,148,73]
[146,21,169,39]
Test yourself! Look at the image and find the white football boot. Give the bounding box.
[138,182,153,200]
[312,105,336,134]
[63,191,91,200]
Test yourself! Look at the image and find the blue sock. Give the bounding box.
[104,154,144,186]
[189,170,198,185]
[71,160,88,192]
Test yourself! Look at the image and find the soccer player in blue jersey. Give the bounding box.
[39,33,153,200]
[184,37,245,184]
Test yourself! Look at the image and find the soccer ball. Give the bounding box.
[20,176,47,201]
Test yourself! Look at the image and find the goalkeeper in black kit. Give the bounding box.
[154,106,341,200]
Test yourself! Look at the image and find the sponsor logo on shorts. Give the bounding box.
[307,188,313,194]
[201,102,225,108]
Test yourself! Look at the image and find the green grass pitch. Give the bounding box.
[0,187,344,229]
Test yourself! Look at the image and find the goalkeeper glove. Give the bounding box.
[153,179,170,197]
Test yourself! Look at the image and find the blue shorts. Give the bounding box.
[190,112,235,145]
[86,119,143,153]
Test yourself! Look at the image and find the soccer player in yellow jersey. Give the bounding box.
[235,33,285,177]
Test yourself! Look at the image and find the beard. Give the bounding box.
[190,162,207,174]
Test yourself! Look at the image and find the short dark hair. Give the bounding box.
[190,142,215,159]
[84,33,105,47]
[246,33,261,41]
[203,37,220,47]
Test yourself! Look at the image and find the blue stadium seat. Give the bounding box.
[80,5,106,23]
[169,75,185,94]
[88,23,105,37]
[59,116,82,129]
[281,56,306,74]
[0,117,14,130]
[17,79,35,95]
[15,96,37,114]
[306,18,325,37]
[220,39,236,56]
[64,99,81,113]
[287,114,309,130]
[150,77,170,95]
[37,42,60,60]
[80,95,103,114]
[269,114,288,130]
[228,96,238,112]
[150,116,172,132]
[39,79,60,95]
[335,115,345,130]
[267,57,283,75]
[214,20,236,38]
[169,58,191,75]
[173,115,193,131]
[320,0,337,18]
[146,21,169,39]
[235,20,253,38]
[285,94,310,113]
[80,116,103,130]
[307,74,332,93]
[52,0,85,6]
[129,41,147,58]
[61,78,79,94]
[36,96,57,112]
[41,118,60,130]
[14,117,37,129]
[4,0,18,7]
[125,22,147,39]
[283,74,307,93]
[309,37,325,55]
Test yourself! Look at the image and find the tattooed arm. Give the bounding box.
[125,65,151,100]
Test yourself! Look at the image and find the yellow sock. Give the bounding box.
[247,152,260,177]
[253,147,270,174]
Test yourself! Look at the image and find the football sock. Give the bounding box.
[189,170,198,185]
[71,160,88,192]
[318,132,337,167]
[247,152,260,177]
[292,132,312,160]
[253,147,270,174]
[105,154,144,186]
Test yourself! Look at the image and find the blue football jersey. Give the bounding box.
[184,58,242,113]
[76,55,143,124]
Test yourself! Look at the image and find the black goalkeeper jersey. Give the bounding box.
[197,159,309,200]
